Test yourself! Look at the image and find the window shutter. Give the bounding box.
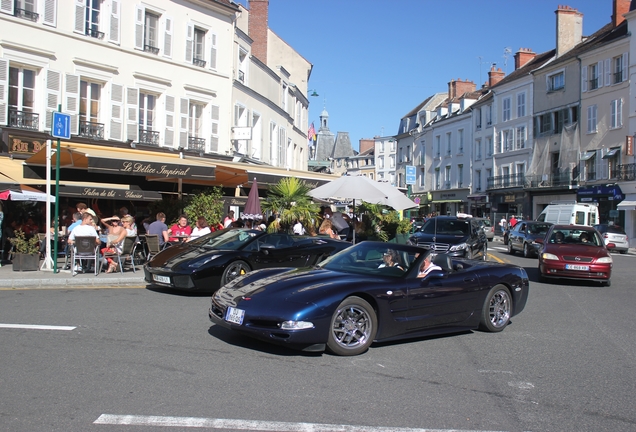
[579,152,585,180]
[618,99,623,127]
[210,104,219,153]
[597,61,603,88]
[179,98,189,148]
[64,73,80,134]
[0,0,14,15]
[604,59,611,86]
[126,87,139,141]
[208,33,217,70]
[0,58,8,125]
[164,95,174,147]
[109,83,123,140]
[597,150,608,179]
[185,23,193,63]
[74,0,85,34]
[134,4,144,50]
[163,16,172,58]
[581,65,587,92]
[44,68,61,131]
[622,52,628,82]
[43,0,57,27]
[108,0,120,44]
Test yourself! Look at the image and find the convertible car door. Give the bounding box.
[405,269,482,331]
[252,234,310,269]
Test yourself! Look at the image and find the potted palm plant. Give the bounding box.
[10,229,40,271]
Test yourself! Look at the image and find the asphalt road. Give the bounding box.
[1,245,635,432]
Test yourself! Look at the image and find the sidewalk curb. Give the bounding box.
[0,277,147,289]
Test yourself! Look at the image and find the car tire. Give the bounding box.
[503,235,508,245]
[538,268,546,283]
[523,243,531,258]
[221,260,250,286]
[327,296,377,356]
[479,285,512,332]
[603,280,611,287]
[508,241,515,255]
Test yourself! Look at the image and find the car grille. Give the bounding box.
[416,242,450,253]
[562,256,594,263]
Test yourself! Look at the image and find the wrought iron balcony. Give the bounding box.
[8,109,39,130]
[144,44,159,54]
[524,172,577,189]
[138,128,160,146]
[487,173,526,190]
[86,27,104,39]
[78,121,104,139]
[188,136,206,151]
[589,77,599,90]
[15,8,38,21]
[193,57,206,67]
[617,164,636,181]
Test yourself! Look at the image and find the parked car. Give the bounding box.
[209,242,529,355]
[593,224,629,254]
[144,228,350,293]
[537,224,615,286]
[408,216,488,260]
[474,217,494,241]
[507,221,553,257]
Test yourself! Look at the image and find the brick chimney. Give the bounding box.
[488,67,505,87]
[359,139,374,153]
[448,79,476,99]
[249,0,269,64]
[613,0,630,26]
[555,5,583,58]
[514,48,536,70]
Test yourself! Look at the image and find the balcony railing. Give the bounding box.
[618,164,636,181]
[589,77,599,90]
[78,121,104,139]
[188,136,206,151]
[15,8,38,21]
[144,44,159,54]
[193,57,206,67]
[9,109,39,130]
[86,27,104,39]
[487,173,526,190]
[138,128,160,146]
[524,172,577,189]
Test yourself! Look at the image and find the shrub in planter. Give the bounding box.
[10,229,40,271]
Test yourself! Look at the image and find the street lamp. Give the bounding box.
[309,89,319,97]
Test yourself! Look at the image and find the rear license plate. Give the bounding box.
[565,264,589,271]
[152,274,170,284]
[225,307,245,325]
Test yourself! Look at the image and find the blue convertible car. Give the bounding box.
[209,241,529,356]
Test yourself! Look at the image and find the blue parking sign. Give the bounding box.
[51,112,71,139]
[406,165,416,185]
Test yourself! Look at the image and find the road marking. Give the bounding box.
[94,414,508,432]
[0,323,76,331]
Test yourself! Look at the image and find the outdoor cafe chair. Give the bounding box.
[101,236,138,274]
[143,234,162,262]
[70,236,100,276]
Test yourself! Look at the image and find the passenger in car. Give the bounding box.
[417,253,442,278]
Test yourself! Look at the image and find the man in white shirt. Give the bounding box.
[417,253,442,278]
[68,213,100,245]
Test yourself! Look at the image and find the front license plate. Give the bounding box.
[225,307,245,325]
[565,264,589,271]
[152,274,170,284]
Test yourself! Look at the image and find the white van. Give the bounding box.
[536,201,599,226]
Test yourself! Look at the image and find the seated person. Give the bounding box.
[417,253,442,278]
[552,231,565,244]
[579,232,589,244]
[378,249,404,271]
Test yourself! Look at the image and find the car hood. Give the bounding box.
[149,243,232,268]
[410,232,469,243]
[544,244,609,258]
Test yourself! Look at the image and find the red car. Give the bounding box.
[536,224,615,287]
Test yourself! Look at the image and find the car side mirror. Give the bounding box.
[260,244,275,254]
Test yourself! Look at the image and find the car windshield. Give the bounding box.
[421,218,469,235]
[319,243,420,278]
[548,229,602,246]
[528,224,551,234]
[192,229,260,250]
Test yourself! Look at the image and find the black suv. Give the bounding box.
[407,216,488,260]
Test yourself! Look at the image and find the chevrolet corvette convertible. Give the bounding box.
[144,229,350,292]
[209,241,529,355]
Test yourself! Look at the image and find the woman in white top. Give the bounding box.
[188,216,211,241]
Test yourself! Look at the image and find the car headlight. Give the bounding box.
[596,256,613,264]
[449,243,468,251]
[189,255,220,268]
[280,320,314,330]
[541,252,559,260]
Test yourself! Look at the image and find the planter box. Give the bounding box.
[12,253,40,271]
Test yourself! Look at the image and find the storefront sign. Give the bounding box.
[504,194,516,203]
[577,184,624,202]
[8,136,45,155]
[88,158,214,179]
[627,136,634,156]
[57,185,161,201]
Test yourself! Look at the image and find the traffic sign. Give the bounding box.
[405,165,416,185]
[51,112,71,139]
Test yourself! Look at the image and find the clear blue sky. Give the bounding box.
[239,0,615,150]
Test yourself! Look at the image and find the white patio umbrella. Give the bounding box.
[308,175,417,243]
[0,185,56,203]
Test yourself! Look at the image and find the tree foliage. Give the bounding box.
[261,177,319,232]
[182,187,225,227]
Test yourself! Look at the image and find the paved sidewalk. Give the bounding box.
[0,258,146,289]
